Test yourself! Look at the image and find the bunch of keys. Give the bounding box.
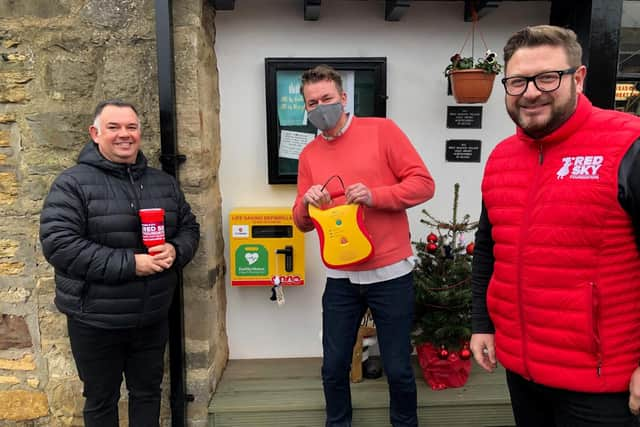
[270,276,285,306]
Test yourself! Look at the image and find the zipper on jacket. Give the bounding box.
[516,143,545,379]
[538,144,544,164]
[127,167,142,211]
[128,167,149,328]
[591,281,603,377]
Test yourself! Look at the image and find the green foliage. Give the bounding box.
[412,183,479,352]
[444,50,502,76]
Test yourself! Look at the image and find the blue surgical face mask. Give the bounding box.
[307,102,343,131]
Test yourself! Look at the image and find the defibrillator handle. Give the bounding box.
[276,245,294,272]
[320,175,345,193]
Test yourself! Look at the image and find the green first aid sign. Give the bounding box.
[235,244,268,277]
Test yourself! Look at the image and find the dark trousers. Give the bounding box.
[506,369,640,427]
[67,317,169,427]
[321,273,418,427]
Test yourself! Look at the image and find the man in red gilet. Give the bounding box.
[471,25,640,426]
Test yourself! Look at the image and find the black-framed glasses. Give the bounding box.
[501,68,577,96]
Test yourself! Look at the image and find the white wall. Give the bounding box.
[216,0,550,359]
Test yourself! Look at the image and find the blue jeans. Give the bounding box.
[506,370,640,427]
[322,272,418,427]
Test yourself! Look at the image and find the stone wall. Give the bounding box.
[172,1,228,425]
[0,0,227,425]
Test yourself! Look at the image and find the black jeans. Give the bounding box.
[506,369,640,427]
[321,273,417,427]
[67,317,169,427]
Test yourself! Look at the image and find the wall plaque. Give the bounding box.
[446,106,482,129]
[446,140,481,162]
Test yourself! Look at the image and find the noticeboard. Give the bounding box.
[265,57,387,184]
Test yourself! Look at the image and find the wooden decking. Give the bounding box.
[209,357,515,427]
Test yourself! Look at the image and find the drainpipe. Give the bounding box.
[154,1,192,426]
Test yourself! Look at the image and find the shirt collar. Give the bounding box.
[322,113,353,141]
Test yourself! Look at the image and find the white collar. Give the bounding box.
[322,113,353,141]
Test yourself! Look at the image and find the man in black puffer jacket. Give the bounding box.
[39,99,200,427]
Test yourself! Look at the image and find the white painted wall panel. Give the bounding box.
[216,0,550,359]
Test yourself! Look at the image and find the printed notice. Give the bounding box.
[339,70,355,115]
[279,130,315,160]
[277,71,307,126]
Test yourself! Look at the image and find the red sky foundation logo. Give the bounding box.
[556,155,603,180]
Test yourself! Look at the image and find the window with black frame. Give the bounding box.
[616,1,640,115]
[265,58,387,184]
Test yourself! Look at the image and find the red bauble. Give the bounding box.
[437,344,449,360]
[459,343,472,360]
[426,242,438,253]
[466,242,475,255]
[427,232,438,243]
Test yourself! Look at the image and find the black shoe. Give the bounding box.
[362,356,383,379]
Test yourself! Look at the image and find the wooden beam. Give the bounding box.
[211,0,234,10]
[464,0,502,22]
[585,0,623,109]
[550,0,623,109]
[385,0,411,22]
[304,0,321,21]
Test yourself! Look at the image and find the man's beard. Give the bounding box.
[507,81,577,139]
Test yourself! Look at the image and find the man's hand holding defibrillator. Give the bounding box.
[304,182,372,209]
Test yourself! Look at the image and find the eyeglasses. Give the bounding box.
[501,68,577,96]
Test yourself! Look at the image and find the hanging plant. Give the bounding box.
[444,11,502,104]
[444,50,502,76]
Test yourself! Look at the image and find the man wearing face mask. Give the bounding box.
[292,64,435,427]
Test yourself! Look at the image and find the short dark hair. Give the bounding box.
[93,99,139,122]
[300,65,344,97]
[504,25,582,69]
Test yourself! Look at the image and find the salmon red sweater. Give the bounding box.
[293,116,435,270]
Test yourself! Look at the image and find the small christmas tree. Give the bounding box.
[413,183,478,354]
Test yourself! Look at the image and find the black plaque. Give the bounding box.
[446,106,482,129]
[446,140,481,162]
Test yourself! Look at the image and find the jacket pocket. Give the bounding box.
[589,281,602,376]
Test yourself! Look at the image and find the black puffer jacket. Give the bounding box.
[40,141,200,329]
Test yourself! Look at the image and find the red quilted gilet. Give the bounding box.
[483,94,640,392]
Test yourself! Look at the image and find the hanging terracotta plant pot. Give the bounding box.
[449,69,496,104]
